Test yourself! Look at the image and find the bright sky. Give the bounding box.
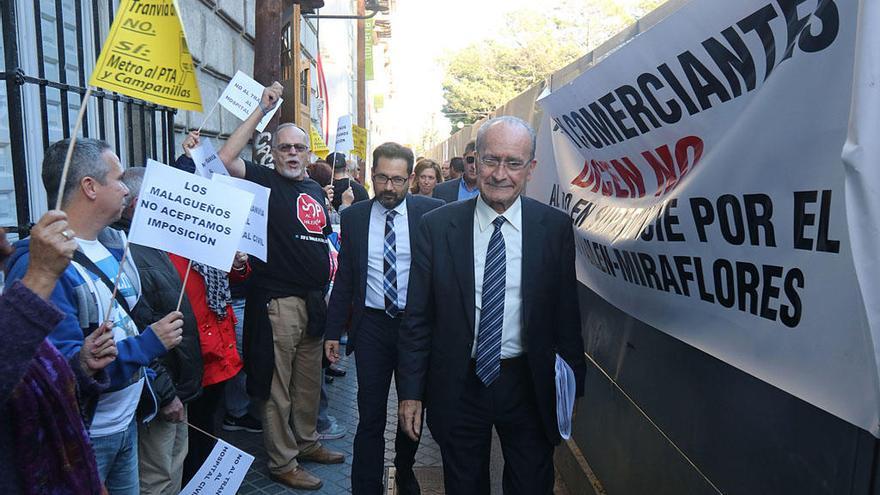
[372,0,661,152]
[372,0,535,150]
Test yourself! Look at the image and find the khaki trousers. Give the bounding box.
[138,406,188,495]
[261,295,323,475]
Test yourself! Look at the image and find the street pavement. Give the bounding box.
[220,351,445,494]
[219,351,569,494]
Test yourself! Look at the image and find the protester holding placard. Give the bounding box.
[112,167,204,495]
[217,82,344,490]
[328,152,368,212]
[0,212,116,495]
[177,131,265,436]
[5,139,186,495]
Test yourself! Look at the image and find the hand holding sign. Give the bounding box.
[261,82,283,116]
[190,138,230,178]
[232,251,248,271]
[152,311,184,350]
[342,183,355,207]
[182,130,200,158]
[79,322,118,377]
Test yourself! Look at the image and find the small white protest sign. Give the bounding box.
[218,71,262,120]
[190,138,229,178]
[212,174,270,262]
[129,160,254,272]
[334,115,354,152]
[178,439,254,495]
[218,71,283,132]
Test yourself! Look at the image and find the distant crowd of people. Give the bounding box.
[1,80,585,495]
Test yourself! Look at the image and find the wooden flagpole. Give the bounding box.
[176,259,194,311]
[55,87,94,210]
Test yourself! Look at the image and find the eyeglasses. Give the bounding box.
[479,155,529,171]
[465,156,476,164]
[373,174,408,187]
[275,143,310,153]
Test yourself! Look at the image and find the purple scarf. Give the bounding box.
[10,340,104,495]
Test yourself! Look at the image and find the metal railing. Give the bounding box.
[1,0,176,236]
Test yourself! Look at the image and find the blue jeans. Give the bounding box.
[224,297,251,418]
[92,419,139,495]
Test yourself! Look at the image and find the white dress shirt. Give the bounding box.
[366,198,411,310]
[472,195,523,358]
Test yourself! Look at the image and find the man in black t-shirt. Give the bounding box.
[216,82,344,491]
[327,152,369,211]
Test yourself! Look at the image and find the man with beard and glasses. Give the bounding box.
[216,83,344,491]
[433,141,479,203]
[325,142,443,494]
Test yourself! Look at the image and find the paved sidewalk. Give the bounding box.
[221,351,444,494]
[219,351,569,494]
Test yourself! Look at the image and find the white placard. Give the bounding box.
[129,160,254,272]
[217,70,283,133]
[179,439,254,495]
[334,115,353,152]
[190,138,229,178]
[212,174,271,262]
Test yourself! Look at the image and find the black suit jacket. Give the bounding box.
[325,194,445,353]
[398,196,586,445]
[432,177,462,204]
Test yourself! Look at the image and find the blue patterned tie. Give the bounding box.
[383,210,400,317]
[476,216,506,386]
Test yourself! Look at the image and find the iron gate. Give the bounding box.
[1,0,176,236]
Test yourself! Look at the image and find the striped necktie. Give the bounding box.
[475,216,506,386]
[383,209,400,317]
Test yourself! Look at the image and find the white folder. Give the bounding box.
[555,353,576,439]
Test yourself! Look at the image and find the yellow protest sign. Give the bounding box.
[309,125,330,160]
[90,0,202,111]
[352,125,368,159]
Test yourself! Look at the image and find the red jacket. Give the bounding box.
[170,254,249,387]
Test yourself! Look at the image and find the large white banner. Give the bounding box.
[533,0,880,436]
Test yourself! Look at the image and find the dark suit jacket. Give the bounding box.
[432,177,462,204]
[398,196,586,445]
[325,194,445,353]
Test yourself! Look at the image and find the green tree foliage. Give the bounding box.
[442,0,666,131]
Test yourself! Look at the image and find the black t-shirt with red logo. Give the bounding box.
[245,161,331,298]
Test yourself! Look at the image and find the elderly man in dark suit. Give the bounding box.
[433,141,480,203]
[397,116,587,494]
[325,142,443,495]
